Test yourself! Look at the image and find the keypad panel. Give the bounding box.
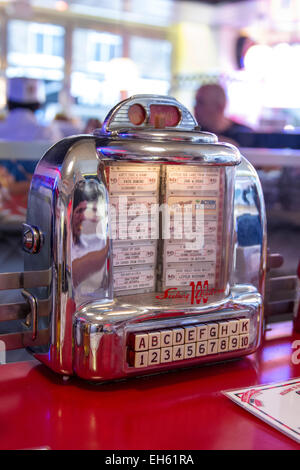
[127,318,250,368]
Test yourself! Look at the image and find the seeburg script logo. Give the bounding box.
[156,280,225,305]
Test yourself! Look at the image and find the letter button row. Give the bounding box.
[128,319,250,352]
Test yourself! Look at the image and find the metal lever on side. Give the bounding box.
[0,268,51,349]
[0,269,51,291]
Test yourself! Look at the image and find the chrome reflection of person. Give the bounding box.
[71,179,109,298]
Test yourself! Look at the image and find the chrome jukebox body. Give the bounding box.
[10,95,266,381]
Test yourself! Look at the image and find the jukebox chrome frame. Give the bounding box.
[3,95,266,381]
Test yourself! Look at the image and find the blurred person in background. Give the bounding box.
[194,83,252,146]
[0,77,62,199]
[52,112,83,138]
[0,77,62,142]
[84,118,102,135]
[0,78,58,220]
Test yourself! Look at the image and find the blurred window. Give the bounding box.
[7,20,65,80]
[71,28,123,120]
[130,0,174,25]
[36,32,44,54]
[130,36,171,81]
[129,36,172,96]
[52,34,64,57]
[33,0,174,25]
[72,29,122,75]
[93,41,118,63]
[7,20,65,121]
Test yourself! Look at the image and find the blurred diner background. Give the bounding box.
[0,0,299,326]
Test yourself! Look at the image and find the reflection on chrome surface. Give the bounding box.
[71,178,110,306]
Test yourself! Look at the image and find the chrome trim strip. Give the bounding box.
[97,140,241,166]
[0,268,52,290]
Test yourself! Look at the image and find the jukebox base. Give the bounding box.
[72,287,263,382]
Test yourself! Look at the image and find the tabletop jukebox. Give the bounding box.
[1,95,266,381]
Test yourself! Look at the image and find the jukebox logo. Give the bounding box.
[156,281,225,305]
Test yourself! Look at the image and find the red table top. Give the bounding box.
[1,321,299,450]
